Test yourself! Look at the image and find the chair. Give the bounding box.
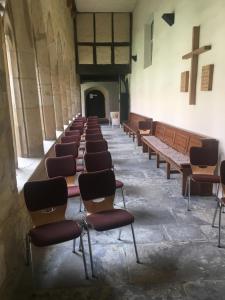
[212,160,225,247]
[23,176,88,280]
[85,133,103,141]
[110,111,120,126]
[45,155,81,208]
[85,128,102,135]
[84,150,126,208]
[185,145,220,211]
[78,169,140,277]
[61,135,81,144]
[86,139,108,153]
[55,142,84,172]
[65,130,82,137]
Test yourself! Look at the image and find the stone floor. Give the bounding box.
[12,126,225,300]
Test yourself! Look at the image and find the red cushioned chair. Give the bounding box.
[85,128,102,135]
[23,176,88,280]
[85,139,108,153]
[212,160,225,247]
[85,133,103,141]
[84,150,126,208]
[55,142,84,172]
[78,169,140,277]
[61,135,80,144]
[65,130,82,137]
[185,146,220,211]
[45,155,82,211]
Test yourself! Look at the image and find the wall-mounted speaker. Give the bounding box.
[162,13,175,26]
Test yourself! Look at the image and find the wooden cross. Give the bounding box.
[182,26,211,105]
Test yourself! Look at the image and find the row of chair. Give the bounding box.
[23,115,140,281]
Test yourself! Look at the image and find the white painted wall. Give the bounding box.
[130,0,225,158]
[80,82,119,119]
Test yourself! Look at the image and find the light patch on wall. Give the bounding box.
[144,14,154,69]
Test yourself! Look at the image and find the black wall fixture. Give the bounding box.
[162,13,175,26]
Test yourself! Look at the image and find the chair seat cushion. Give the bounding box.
[76,165,84,172]
[86,209,134,231]
[192,174,220,183]
[68,185,80,197]
[116,180,123,189]
[30,220,81,247]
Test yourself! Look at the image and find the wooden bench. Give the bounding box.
[142,121,218,195]
[123,112,153,146]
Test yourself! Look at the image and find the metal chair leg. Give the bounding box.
[184,176,188,199]
[86,226,96,277]
[218,202,222,248]
[121,187,126,208]
[118,228,122,240]
[130,223,140,263]
[212,200,220,227]
[80,233,89,279]
[79,196,82,212]
[72,238,76,253]
[187,176,191,211]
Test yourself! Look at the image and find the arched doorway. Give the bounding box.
[86,90,105,118]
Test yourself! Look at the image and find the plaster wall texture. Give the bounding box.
[130,0,225,157]
[81,82,119,119]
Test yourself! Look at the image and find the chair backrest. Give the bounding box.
[85,133,103,141]
[86,124,101,129]
[85,128,102,135]
[84,151,112,172]
[190,146,218,175]
[55,142,79,159]
[46,155,76,178]
[65,130,81,137]
[61,135,80,144]
[24,177,68,226]
[69,128,82,133]
[220,160,225,191]
[79,169,116,213]
[86,139,108,153]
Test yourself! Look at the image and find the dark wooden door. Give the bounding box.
[86,90,105,118]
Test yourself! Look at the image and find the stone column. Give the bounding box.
[10,0,44,157]
[34,35,56,140]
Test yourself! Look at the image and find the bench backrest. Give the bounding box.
[128,112,152,131]
[153,121,218,155]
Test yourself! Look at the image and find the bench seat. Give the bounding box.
[142,122,218,195]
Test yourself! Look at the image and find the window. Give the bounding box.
[144,16,154,68]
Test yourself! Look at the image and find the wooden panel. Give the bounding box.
[155,124,165,140]
[114,13,130,42]
[180,71,189,92]
[164,127,175,146]
[96,46,111,64]
[114,46,130,64]
[95,13,112,42]
[188,136,202,153]
[173,132,190,154]
[77,13,94,42]
[201,64,214,91]
[78,46,93,64]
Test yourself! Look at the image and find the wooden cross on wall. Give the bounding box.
[182,26,211,105]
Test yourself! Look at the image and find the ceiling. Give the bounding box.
[75,0,137,12]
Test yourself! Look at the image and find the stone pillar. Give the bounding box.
[34,35,56,140]
[58,60,69,125]
[10,0,44,157]
[0,16,20,293]
[65,61,72,121]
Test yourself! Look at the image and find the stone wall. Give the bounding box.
[0,0,80,298]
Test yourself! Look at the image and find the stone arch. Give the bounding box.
[57,33,69,124]
[46,13,64,131]
[3,7,28,158]
[30,1,56,140]
[3,0,44,157]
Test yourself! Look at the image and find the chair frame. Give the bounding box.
[185,146,219,211]
[24,177,88,282]
[79,170,140,278]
